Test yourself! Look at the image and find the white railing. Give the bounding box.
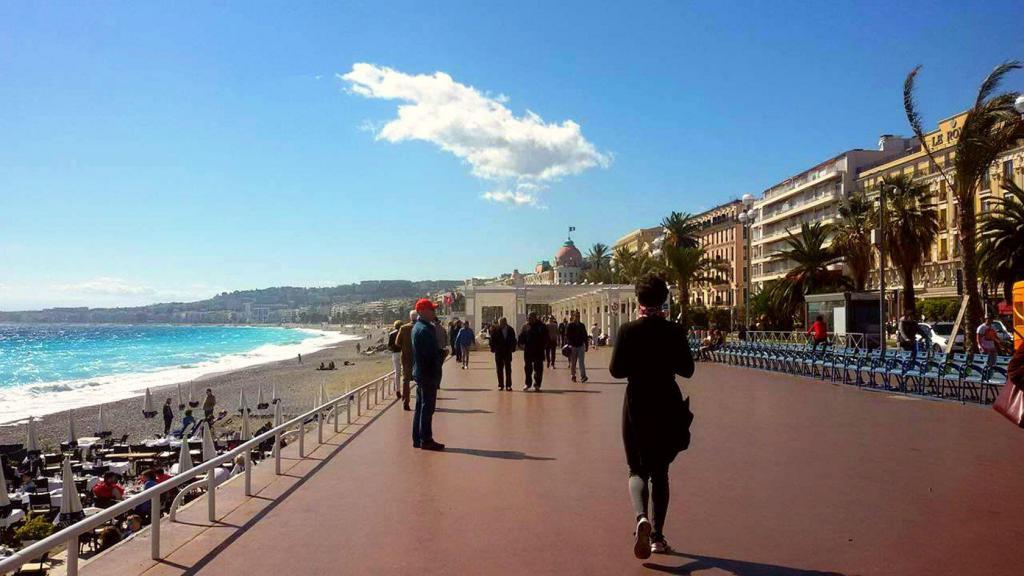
[0,371,397,576]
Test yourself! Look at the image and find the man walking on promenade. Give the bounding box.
[388,320,403,389]
[566,311,589,383]
[518,311,550,391]
[395,310,417,411]
[456,321,475,369]
[490,317,517,390]
[412,299,445,451]
[545,315,560,368]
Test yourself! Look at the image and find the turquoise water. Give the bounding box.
[0,324,314,388]
[0,324,348,423]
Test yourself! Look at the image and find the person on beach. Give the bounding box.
[396,310,418,411]
[388,320,403,383]
[518,311,550,391]
[609,274,694,559]
[412,298,444,451]
[203,388,216,423]
[456,321,475,369]
[566,311,589,383]
[162,398,174,435]
[179,409,196,437]
[489,317,518,390]
[298,353,302,364]
[545,315,560,369]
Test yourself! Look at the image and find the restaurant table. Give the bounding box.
[0,508,25,528]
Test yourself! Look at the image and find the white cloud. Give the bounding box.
[55,277,156,296]
[340,63,609,206]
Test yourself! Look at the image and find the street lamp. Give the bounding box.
[737,193,756,330]
[874,183,897,354]
[1015,94,1024,115]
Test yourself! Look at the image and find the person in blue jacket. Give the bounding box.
[456,321,475,369]
[411,298,445,451]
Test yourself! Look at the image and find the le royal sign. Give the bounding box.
[928,114,967,150]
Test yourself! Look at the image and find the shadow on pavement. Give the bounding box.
[533,388,601,394]
[644,551,847,576]
[438,388,491,393]
[436,407,493,414]
[445,447,556,461]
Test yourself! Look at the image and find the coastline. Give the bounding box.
[0,326,392,447]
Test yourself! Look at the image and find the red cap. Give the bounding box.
[415,298,437,312]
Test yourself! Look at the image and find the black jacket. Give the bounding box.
[518,320,550,361]
[163,404,173,421]
[565,321,589,348]
[610,316,694,465]
[387,329,400,353]
[489,325,518,357]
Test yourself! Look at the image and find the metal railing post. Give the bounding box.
[66,534,79,576]
[208,471,216,522]
[151,494,161,559]
[317,407,324,445]
[357,391,362,417]
[274,430,281,475]
[333,400,340,433]
[298,423,305,457]
[347,399,352,423]
[244,449,252,497]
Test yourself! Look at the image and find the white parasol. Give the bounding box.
[60,457,83,515]
[320,381,328,406]
[240,406,251,442]
[143,388,156,418]
[98,404,111,434]
[273,400,283,427]
[202,422,217,461]
[177,436,194,474]
[26,417,39,452]
[188,381,199,407]
[0,458,10,507]
[271,383,280,404]
[238,388,249,414]
[67,409,77,445]
[256,384,268,410]
[177,383,184,409]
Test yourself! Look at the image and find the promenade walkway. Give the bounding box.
[80,348,1024,575]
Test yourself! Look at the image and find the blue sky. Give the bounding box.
[1,1,1022,310]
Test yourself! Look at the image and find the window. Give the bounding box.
[1003,159,1014,180]
[939,208,947,230]
[939,238,948,261]
[982,169,991,190]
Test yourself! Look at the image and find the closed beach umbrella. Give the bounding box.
[271,383,279,404]
[67,409,77,445]
[98,404,111,434]
[26,417,39,452]
[238,388,249,414]
[0,460,10,507]
[273,401,283,427]
[320,381,328,405]
[143,388,156,418]
[177,383,184,409]
[202,422,217,461]
[60,457,83,516]
[240,407,251,442]
[188,381,199,407]
[256,385,267,409]
[177,436,194,474]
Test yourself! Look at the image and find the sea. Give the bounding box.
[0,324,356,425]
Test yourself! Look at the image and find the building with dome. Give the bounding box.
[524,239,584,285]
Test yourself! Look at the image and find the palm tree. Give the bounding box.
[611,246,653,285]
[661,211,700,249]
[660,245,728,327]
[586,242,611,271]
[980,178,1024,304]
[831,193,875,290]
[769,222,851,325]
[879,174,940,316]
[903,61,1024,350]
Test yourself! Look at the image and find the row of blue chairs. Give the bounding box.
[696,338,1010,404]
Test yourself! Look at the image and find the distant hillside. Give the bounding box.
[0,280,462,324]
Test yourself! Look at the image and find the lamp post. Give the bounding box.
[875,183,897,354]
[737,193,756,330]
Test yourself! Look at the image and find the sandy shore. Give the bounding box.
[0,326,394,449]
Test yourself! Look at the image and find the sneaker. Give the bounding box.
[420,440,445,451]
[403,403,411,411]
[633,517,652,560]
[650,534,671,554]
[571,375,577,382]
[581,376,589,383]
[523,385,532,391]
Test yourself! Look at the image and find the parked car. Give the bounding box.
[929,322,965,352]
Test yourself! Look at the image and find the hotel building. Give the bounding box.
[613,226,663,256]
[857,112,1024,304]
[751,140,914,292]
[689,200,746,311]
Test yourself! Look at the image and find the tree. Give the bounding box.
[879,173,940,316]
[903,61,1024,350]
[980,178,1024,303]
[660,245,729,327]
[769,222,851,326]
[660,211,700,249]
[611,246,654,285]
[831,193,875,290]
[586,243,611,271]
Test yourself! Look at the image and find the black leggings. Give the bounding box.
[623,403,671,536]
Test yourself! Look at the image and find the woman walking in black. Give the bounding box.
[610,274,694,559]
